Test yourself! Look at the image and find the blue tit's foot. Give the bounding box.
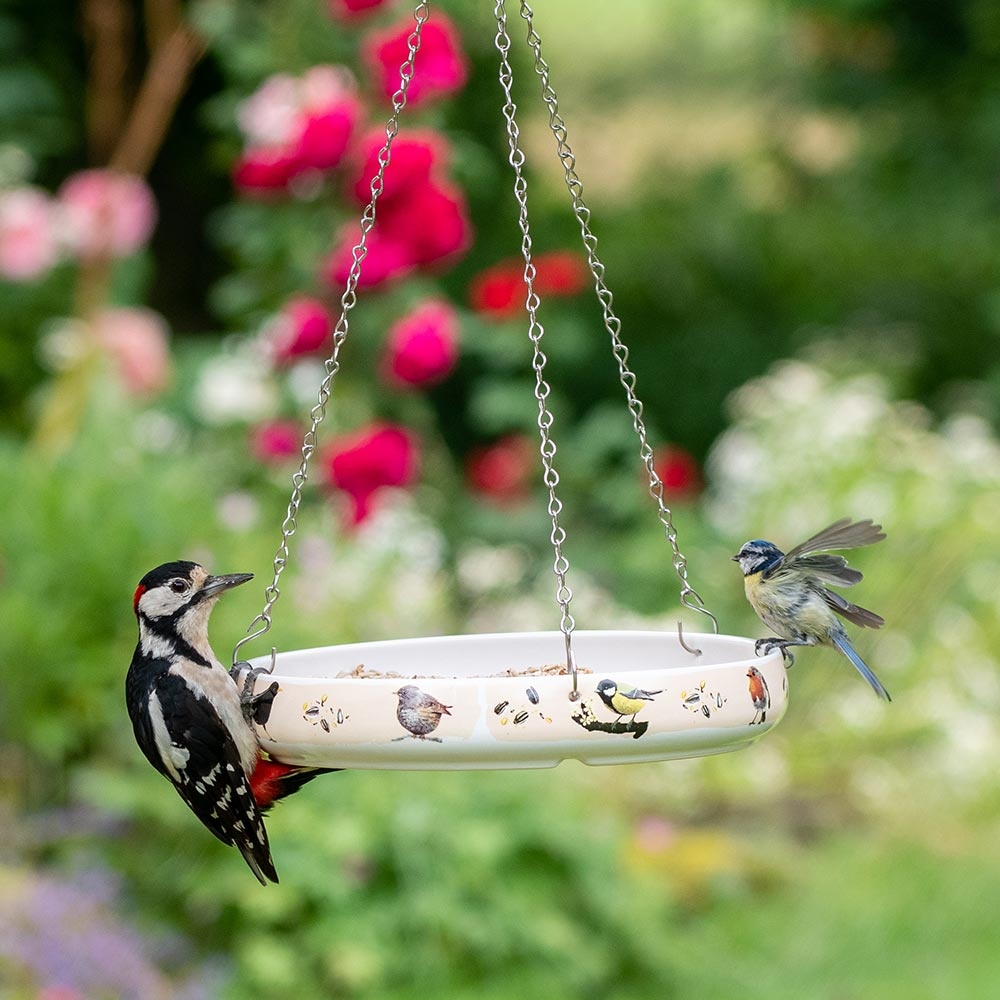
[755,638,795,667]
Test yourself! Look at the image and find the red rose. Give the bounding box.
[466,435,535,504]
[534,250,589,296]
[652,444,701,499]
[468,260,523,319]
[469,251,588,320]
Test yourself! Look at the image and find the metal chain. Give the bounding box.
[232,0,431,667]
[514,0,718,632]
[493,0,580,696]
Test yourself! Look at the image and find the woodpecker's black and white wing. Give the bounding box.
[126,660,278,884]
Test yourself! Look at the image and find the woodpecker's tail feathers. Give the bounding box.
[831,632,891,702]
[238,833,279,886]
[250,758,341,812]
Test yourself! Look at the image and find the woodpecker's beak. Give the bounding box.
[201,572,254,597]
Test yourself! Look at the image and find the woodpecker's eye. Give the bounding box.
[169,579,189,594]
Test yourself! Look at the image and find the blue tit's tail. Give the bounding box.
[831,631,891,701]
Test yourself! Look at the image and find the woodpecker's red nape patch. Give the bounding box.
[132,584,147,617]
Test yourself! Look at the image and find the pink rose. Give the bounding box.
[325,126,470,289]
[325,176,471,288]
[0,186,60,281]
[328,0,394,19]
[58,169,157,260]
[234,67,361,194]
[466,435,535,504]
[237,74,302,147]
[92,306,171,397]
[379,179,470,266]
[323,224,415,289]
[270,295,335,363]
[251,420,302,464]
[349,129,442,204]
[233,147,301,193]
[365,13,468,106]
[294,108,358,171]
[324,422,419,524]
[383,299,459,388]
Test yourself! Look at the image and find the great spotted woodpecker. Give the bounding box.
[126,561,336,884]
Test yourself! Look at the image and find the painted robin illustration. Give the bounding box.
[747,666,770,725]
[595,679,662,727]
[394,685,452,739]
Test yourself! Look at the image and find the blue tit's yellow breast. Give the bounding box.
[743,570,766,605]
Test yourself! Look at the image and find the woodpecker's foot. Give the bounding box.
[239,666,280,726]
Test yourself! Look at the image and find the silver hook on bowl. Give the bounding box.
[677,621,702,657]
[566,631,580,701]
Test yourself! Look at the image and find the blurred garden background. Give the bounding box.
[2,0,1000,995]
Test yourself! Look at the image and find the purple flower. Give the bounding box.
[0,865,226,998]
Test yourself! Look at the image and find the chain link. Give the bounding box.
[514,0,718,632]
[232,0,431,666]
[493,0,580,694]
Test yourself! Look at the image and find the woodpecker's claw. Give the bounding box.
[235,664,280,727]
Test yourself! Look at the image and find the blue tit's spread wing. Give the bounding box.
[788,553,864,587]
[821,588,885,629]
[784,518,885,559]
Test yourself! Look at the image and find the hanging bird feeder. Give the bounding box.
[231,0,788,770]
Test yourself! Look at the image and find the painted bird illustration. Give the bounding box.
[595,679,662,727]
[747,666,770,724]
[732,518,890,701]
[126,561,337,884]
[394,685,452,739]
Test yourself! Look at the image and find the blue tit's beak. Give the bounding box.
[731,554,740,561]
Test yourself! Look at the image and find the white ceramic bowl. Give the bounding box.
[238,630,787,770]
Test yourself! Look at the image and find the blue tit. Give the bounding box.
[732,518,890,701]
[596,679,662,725]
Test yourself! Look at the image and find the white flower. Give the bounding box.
[194,353,277,425]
